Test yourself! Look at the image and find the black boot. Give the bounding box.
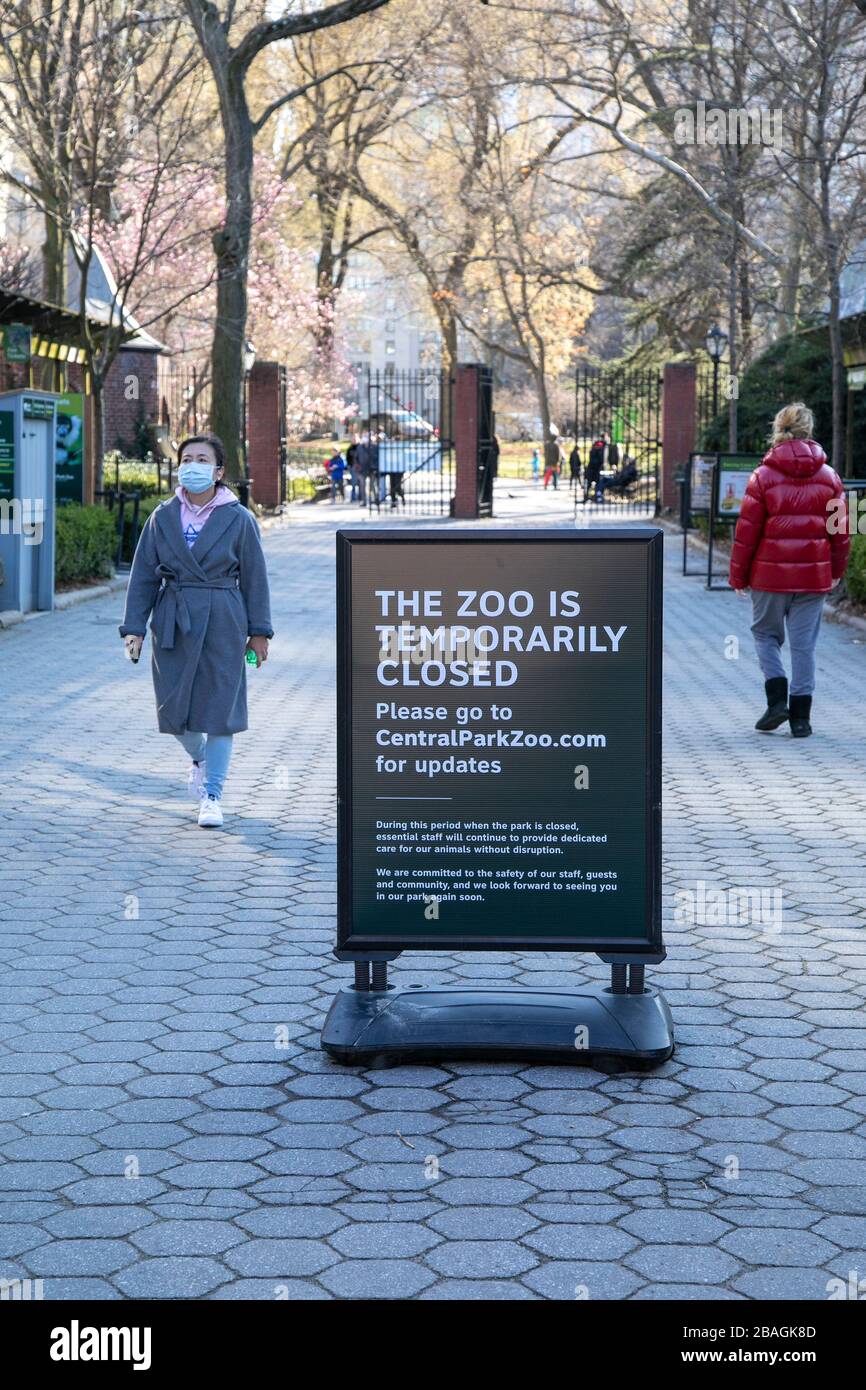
[789,694,812,738]
[755,677,789,732]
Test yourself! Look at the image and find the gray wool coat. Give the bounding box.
[119,494,273,735]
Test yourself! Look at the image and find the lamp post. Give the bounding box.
[240,339,256,507]
[704,324,728,419]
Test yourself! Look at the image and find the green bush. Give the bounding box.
[285,474,318,502]
[846,534,866,606]
[55,504,116,586]
[103,450,163,498]
[693,515,731,543]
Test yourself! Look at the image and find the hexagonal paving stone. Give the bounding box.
[319,1259,436,1299]
[522,1261,643,1300]
[625,1244,741,1284]
[327,1223,439,1258]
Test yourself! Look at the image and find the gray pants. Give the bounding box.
[750,589,825,696]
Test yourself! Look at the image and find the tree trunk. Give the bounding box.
[436,306,459,377]
[92,377,105,495]
[42,197,65,305]
[316,235,336,361]
[210,74,254,480]
[534,364,552,445]
[778,213,805,339]
[821,177,845,472]
[777,124,808,338]
[826,268,846,473]
[728,230,738,452]
[314,175,339,362]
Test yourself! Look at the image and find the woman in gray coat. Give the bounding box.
[119,433,273,827]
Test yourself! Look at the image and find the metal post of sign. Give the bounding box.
[683,452,717,578]
[320,528,675,1069]
[706,464,717,590]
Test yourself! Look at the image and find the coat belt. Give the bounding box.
[154,572,240,649]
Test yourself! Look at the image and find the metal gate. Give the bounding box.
[277,363,288,506]
[477,364,495,517]
[573,365,663,516]
[361,368,453,516]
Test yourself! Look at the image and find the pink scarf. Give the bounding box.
[175,484,237,549]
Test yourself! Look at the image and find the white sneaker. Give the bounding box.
[198,794,223,828]
[187,761,205,801]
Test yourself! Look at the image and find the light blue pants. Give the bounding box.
[750,590,826,696]
[175,731,233,799]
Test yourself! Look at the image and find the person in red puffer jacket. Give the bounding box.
[729,402,850,738]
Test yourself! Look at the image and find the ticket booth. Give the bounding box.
[0,389,57,614]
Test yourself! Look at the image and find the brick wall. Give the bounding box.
[247,361,281,508]
[103,348,161,456]
[452,364,480,519]
[661,361,697,511]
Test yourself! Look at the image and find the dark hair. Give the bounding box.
[176,433,233,489]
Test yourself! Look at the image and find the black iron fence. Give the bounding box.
[573,365,663,515]
[95,488,142,572]
[157,362,212,440]
[696,360,720,442]
[355,367,454,517]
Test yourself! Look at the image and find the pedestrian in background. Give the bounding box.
[354,433,371,504]
[730,402,849,738]
[119,433,273,827]
[568,441,582,491]
[326,448,346,502]
[542,434,561,490]
[346,434,362,502]
[530,447,540,483]
[584,435,606,503]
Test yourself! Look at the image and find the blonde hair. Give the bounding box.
[771,402,814,447]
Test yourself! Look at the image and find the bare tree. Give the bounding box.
[336,0,507,373]
[269,13,417,362]
[182,0,389,475]
[0,0,210,486]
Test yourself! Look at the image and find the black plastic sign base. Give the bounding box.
[321,983,674,1070]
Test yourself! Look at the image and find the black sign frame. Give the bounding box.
[336,528,663,957]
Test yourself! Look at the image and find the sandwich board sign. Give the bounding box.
[321,528,673,1067]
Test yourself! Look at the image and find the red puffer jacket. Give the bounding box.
[728,439,850,592]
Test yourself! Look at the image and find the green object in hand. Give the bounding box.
[246,649,258,667]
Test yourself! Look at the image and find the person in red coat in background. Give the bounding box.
[729,402,850,738]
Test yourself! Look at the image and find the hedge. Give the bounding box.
[103,451,163,498]
[846,534,866,607]
[55,504,116,586]
[699,330,866,474]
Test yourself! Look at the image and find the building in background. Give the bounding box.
[340,250,441,405]
[0,153,166,461]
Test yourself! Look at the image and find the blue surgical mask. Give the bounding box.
[179,462,216,493]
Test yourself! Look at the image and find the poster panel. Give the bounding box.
[54,392,85,504]
[714,455,761,521]
[689,453,716,512]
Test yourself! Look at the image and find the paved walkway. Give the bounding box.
[1,482,865,1300]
